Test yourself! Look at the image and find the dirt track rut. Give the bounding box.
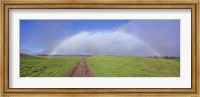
[66,58,94,77]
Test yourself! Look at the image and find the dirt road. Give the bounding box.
[66,58,94,77]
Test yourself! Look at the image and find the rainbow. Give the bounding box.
[48,32,162,57]
[130,35,161,57]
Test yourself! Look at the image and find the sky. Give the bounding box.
[20,20,180,57]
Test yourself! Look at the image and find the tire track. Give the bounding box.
[66,58,94,77]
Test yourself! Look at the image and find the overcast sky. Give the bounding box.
[20,20,180,57]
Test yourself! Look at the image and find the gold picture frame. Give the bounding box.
[0,0,199,97]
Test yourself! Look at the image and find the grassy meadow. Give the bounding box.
[20,55,180,77]
[88,56,180,77]
[20,55,81,77]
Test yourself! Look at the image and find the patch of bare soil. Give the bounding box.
[66,58,94,77]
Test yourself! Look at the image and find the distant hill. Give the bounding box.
[20,53,33,56]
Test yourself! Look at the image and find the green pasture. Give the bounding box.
[87,56,180,77]
[20,56,81,77]
[20,55,180,77]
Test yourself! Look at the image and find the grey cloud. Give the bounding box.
[45,20,180,57]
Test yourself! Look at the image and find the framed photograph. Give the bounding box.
[0,0,199,97]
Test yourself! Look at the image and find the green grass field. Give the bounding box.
[20,55,180,77]
[87,56,180,77]
[20,56,81,77]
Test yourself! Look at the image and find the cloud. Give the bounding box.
[116,20,180,56]
[47,31,159,56]
[43,20,180,57]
